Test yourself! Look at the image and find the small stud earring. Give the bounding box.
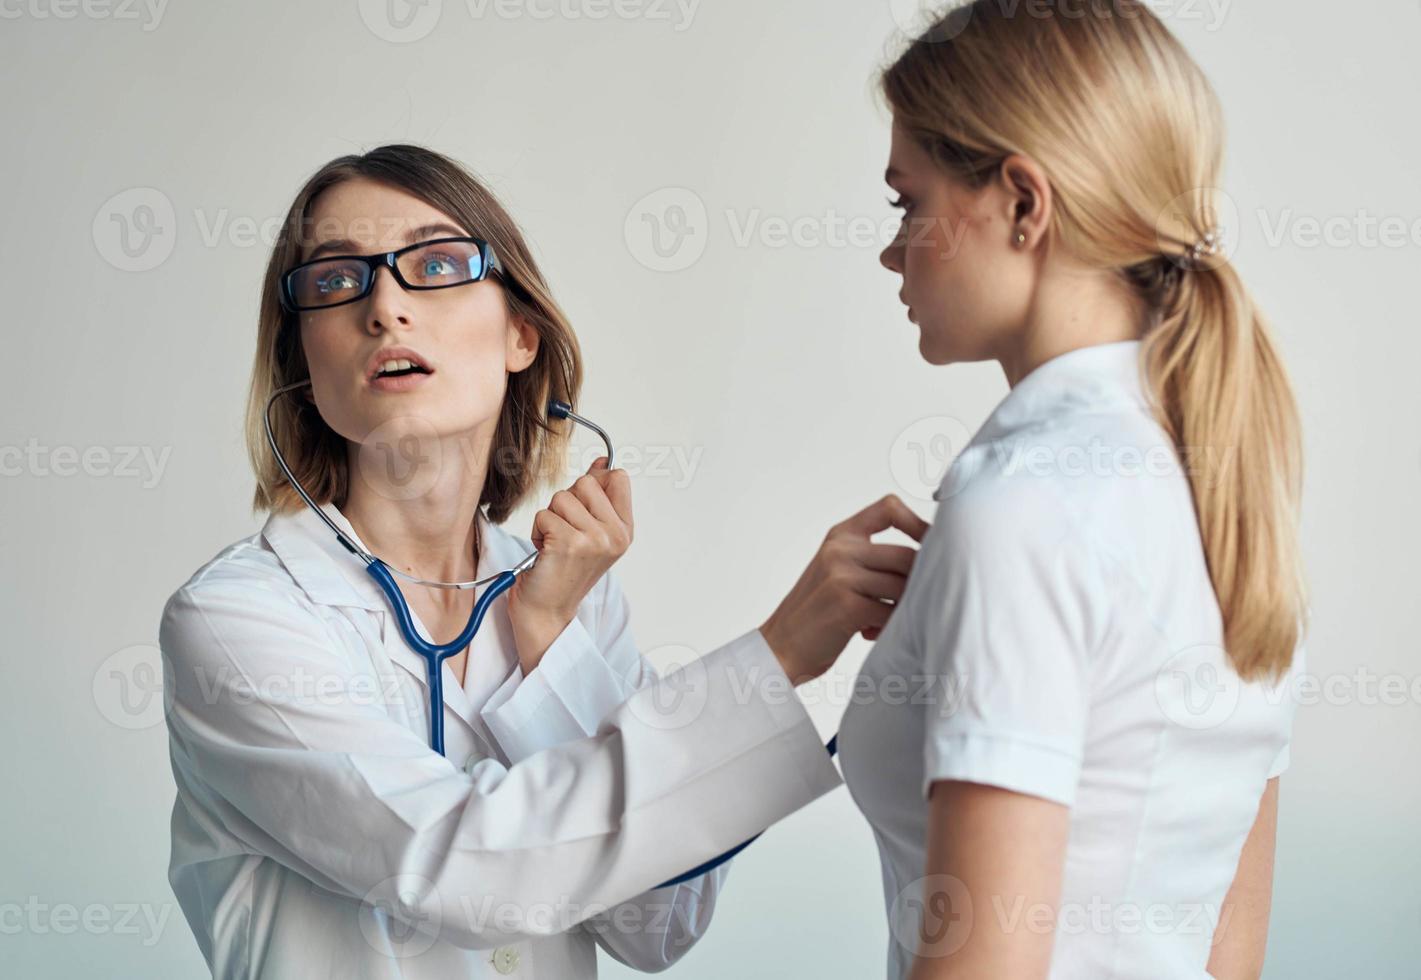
[1014,231,1027,247]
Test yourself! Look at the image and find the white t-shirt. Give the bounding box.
[838,340,1302,979]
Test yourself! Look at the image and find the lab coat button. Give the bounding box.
[492,946,519,973]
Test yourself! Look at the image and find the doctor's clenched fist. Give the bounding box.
[508,456,631,674]
[759,494,929,685]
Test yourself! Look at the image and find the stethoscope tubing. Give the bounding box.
[366,561,519,755]
[264,380,835,891]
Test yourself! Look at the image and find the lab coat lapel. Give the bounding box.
[262,502,517,746]
[261,502,386,612]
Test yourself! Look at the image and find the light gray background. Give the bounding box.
[2,1,1418,976]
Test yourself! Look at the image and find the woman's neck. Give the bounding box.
[999,262,1147,388]
[340,430,490,586]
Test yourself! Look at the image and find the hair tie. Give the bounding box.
[1184,227,1224,269]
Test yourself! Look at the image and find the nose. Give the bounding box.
[880,237,904,275]
[364,265,413,335]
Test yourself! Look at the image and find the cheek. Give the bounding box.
[444,323,499,373]
[902,211,981,307]
[300,356,366,442]
[300,319,342,379]
[433,295,518,414]
[445,298,514,382]
[904,218,1012,361]
[299,322,359,420]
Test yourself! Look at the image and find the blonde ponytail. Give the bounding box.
[884,0,1306,680]
[1142,256,1306,681]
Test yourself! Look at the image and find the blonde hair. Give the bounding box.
[244,144,581,525]
[884,0,1305,681]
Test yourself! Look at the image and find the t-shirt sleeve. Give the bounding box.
[914,480,1104,807]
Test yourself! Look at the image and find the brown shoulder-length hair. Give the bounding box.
[244,143,581,525]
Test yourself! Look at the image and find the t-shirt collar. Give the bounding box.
[934,340,1151,501]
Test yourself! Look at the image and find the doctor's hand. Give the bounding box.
[759,494,929,686]
[508,457,632,674]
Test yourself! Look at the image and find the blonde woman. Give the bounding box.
[837,3,1305,978]
[159,145,926,978]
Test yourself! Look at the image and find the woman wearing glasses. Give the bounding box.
[837,3,1305,978]
[159,146,927,978]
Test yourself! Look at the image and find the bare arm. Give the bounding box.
[907,780,1071,980]
[1206,778,1280,980]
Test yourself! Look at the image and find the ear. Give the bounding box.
[506,313,539,374]
[996,153,1053,250]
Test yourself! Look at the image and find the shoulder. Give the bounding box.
[159,532,324,669]
[164,529,308,610]
[914,414,1138,616]
[939,401,1182,541]
[930,431,1082,559]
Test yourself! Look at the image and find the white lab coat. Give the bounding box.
[159,501,841,978]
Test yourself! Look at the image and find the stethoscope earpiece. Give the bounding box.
[547,399,615,470]
[263,381,619,732]
[265,382,825,888]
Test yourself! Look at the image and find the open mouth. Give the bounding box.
[373,359,432,380]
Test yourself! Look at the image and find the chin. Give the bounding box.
[916,330,956,367]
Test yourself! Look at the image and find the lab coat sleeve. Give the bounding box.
[480,569,738,970]
[478,573,643,765]
[582,866,732,972]
[159,576,840,953]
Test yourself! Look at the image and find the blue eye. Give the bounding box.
[317,268,361,294]
[421,254,459,278]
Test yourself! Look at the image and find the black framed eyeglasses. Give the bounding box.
[279,236,505,313]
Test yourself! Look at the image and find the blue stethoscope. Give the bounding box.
[265,380,834,888]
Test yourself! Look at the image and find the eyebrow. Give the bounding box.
[304,221,470,262]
